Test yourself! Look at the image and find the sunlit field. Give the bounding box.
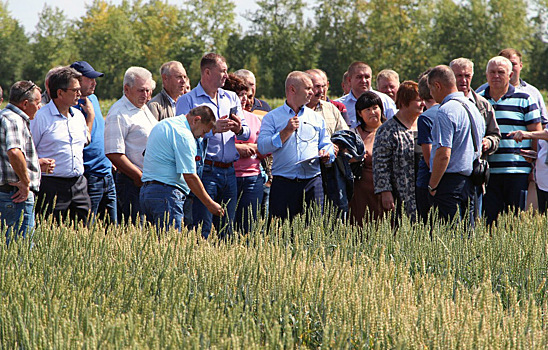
[1,206,548,348]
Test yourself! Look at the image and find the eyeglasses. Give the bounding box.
[63,87,81,94]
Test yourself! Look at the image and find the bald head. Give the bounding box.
[427,65,458,103]
[285,71,313,110]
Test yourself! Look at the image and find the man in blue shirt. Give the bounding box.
[176,53,250,239]
[140,106,223,231]
[336,61,397,128]
[258,71,334,221]
[70,61,117,225]
[427,65,486,224]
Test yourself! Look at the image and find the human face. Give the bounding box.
[292,77,314,107]
[451,65,473,96]
[428,81,443,104]
[207,60,228,89]
[407,97,426,116]
[309,73,326,106]
[191,119,215,138]
[358,104,382,130]
[486,62,511,92]
[350,66,372,96]
[164,65,187,99]
[79,76,96,97]
[508,54,522,85]
[245,90,253,111]
[124,77,153,108]
[58,78,81,108]
[376,77,399,101]
[22,89,42,119]
[237,88,250,109]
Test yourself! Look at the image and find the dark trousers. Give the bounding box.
[269,175,323,221]
[416,186,431,225]
[483,173,529,226]
[430,173,475,226]
[115,171,141,225]
[537,185,548,214]
[37,175,91,224]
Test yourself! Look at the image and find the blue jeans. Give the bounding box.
[0,191,35,245]
[193,163,237,239]
[86,172,117,225]
[235,175,264,233]
[140,182,185,231]
[115,172,141,225]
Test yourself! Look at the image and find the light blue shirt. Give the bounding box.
[30,100,88,178]
[430,92,486,176]
[175,83,250,163]
[257,103,334,179]
[141,117,196,195]
[336,89,397,128]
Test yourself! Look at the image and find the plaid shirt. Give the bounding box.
[0,104,41,192]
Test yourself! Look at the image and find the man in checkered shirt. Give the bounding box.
[0,81,51,243]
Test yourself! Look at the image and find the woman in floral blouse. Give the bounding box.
[372,81,425,222]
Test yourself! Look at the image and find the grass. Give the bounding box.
[1,207,548,348]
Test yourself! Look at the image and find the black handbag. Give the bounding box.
[458,100,490,186]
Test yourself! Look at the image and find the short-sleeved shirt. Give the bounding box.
[336,89,397,128]
[430,92,486,176]
[30,101,89,178]
[104,95,158,171]
[257,103,334,179]
[175,83,250,164]
[74,94,112,176]
[479,85,541,174]
[416,104,439,188]
[0,104,41,192]
[141,117,196,195]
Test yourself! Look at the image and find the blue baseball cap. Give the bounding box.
[70,61,104,78]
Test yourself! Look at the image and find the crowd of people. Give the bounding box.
[0,47,546,243]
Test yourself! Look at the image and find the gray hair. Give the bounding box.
[376,69,399,83]
[486,56,513,74]
[10,80,42,104]
[160,61,184,76]
[450,58,474,71]
[123,66,155,90]
[233,69,256,84]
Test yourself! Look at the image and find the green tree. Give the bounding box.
[23,5,78,87]
[0,1,29,91]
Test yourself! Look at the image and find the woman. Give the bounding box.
[223,74,264,233]
[349,91,386,225]
[373,81,424,222]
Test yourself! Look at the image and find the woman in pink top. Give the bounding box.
[223,74,264,233]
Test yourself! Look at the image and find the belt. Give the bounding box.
[144,180,182,192]
[204,159,233,168]
[273,174,320,183]
[0,184,17,193]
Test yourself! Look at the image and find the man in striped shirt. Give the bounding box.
[478,56,542,225]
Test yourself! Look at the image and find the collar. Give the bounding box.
[519,78,527,87]
[45,100,75,118]
[282,101,306,116]
[162,89,176,106]
[195,82,227,101]
[4,103,31,123]
[121,95,143,112]
[441,91,466,105]
[483,84,515,101]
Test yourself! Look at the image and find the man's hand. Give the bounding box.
[228,113,242,134]
[39,158,55,174]
[9,180,29,203]
[319,149,330,163]
[236,144,256,158]
[507,130,529,143]
[80,97,95,118]
[284,116,299,133]
[206,202,224,217]
[481,138,491,152]
[381,191,395,211]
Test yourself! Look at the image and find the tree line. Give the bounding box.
[1,0,547,100]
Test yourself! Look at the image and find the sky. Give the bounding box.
[5,0,261,34]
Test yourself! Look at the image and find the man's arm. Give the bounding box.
[183,173,224,216]
[80,97,96,134]
[106,153,143,187]
[482,102,500,155]
[526,122,542,151]
[7,148,30,203]
[428,146,451,195]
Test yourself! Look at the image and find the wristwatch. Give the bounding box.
[428,185,437,192]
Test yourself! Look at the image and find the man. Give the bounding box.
[341,71,350,96]
[478,56,542,225]
[70,61,117,224]
[376,69,400,102]
[0,81,43,242]
[305,69,348,136]
[477,48,547,125]
[233,69,271,116]
[337,62,397,128]
[312,68,349,125]
[176,53,250,238]
[427,65,486,224]
[105,67,158,224]
[450,58,501,156]
[41,66,64,106]
[140,106,224,231]
[148,61,188,121]
[258,71,334,221]
[30,67,92,224]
